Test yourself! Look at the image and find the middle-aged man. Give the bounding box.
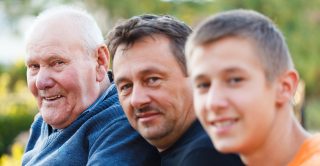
[107,14,244,165]
[23,6,160,166]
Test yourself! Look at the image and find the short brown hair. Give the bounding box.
[106,14,192,75]
[186,9,294,81]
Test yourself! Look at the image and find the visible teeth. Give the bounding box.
[214,120,234,127]
[45,95,61,100]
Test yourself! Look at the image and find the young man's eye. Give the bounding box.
[196,82,210,89]
[194,81,210,94]
[228,77,244,85]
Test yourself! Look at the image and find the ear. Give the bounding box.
[95,44,110,82]
[276,70,299,106]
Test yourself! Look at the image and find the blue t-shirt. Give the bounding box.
[160,120,244,166]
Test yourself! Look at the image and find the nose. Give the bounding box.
[205,83,228,112]
[130,85,151,109]
[35,68,55,90]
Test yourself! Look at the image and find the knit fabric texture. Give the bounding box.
[22,84,160,166]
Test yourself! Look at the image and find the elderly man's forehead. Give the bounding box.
[26,18,87,58]
[28,17,82,44]
[34,16,78,33]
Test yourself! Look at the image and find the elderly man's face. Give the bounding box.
[26,20,100,129]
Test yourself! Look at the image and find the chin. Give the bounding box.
[215,146,235,154]
[213,140,241,154]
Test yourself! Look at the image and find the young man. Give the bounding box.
[23,6,160,165]
[186,9,320,166]
[107,14,243,165]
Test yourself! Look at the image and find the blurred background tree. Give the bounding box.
[0,0,320,164]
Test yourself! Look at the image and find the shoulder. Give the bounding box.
[87,113,161,165]
[28,115,47,138]
[85,84,125,129]
[179,131,243,166]
[24,115,47,152]
[289,133,320,166]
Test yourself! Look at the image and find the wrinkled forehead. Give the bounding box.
[28,22,85,56]
[27,16,82,48]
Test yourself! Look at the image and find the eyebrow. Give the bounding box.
[26,54,67,64]
[25,59,35,66]
[138,67,166,76]
[115,66,167,86]
[46,54,67,62]
[193,74,207,81]
[223,67,243,73]
[193,67,244,80]
[115,77,130,86]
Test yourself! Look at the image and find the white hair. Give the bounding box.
[25,6,104,54]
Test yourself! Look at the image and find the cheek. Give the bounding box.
[62,76,80,93]
[119,97,135,119]
[27,76,38,96]
[193,94,206,120]
[229,88,265,109]
[62,67,88,92]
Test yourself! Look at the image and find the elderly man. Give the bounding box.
[107,14,243,165]
[22,7,160,166]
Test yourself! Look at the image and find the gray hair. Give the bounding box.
[25,6,103,55]
[186,9,294,81]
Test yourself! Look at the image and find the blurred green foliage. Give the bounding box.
[0,61,37,155]
[0,143,23,166]
[85,0,320,99]
[2,0,320,98]
[305,99,320,131]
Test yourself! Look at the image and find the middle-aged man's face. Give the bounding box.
[188,37,279,154]
[113,35,194,149]
[26,19,101,129]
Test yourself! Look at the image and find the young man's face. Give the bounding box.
[112,35,194,150]
[189,37,278,154]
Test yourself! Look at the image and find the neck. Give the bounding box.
[241,106,310,166]
[156,108,197,152]
[99,77,111,95]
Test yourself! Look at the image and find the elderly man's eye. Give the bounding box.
[52,60,65,67]
[28,64,40,70]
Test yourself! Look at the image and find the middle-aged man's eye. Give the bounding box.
[146,77,161,86]
[120,83,133,96]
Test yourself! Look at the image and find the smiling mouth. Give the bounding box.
[43,95,63,101]
[210,118,239,128]
[137,111,160,118]
[135,111,161,123]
